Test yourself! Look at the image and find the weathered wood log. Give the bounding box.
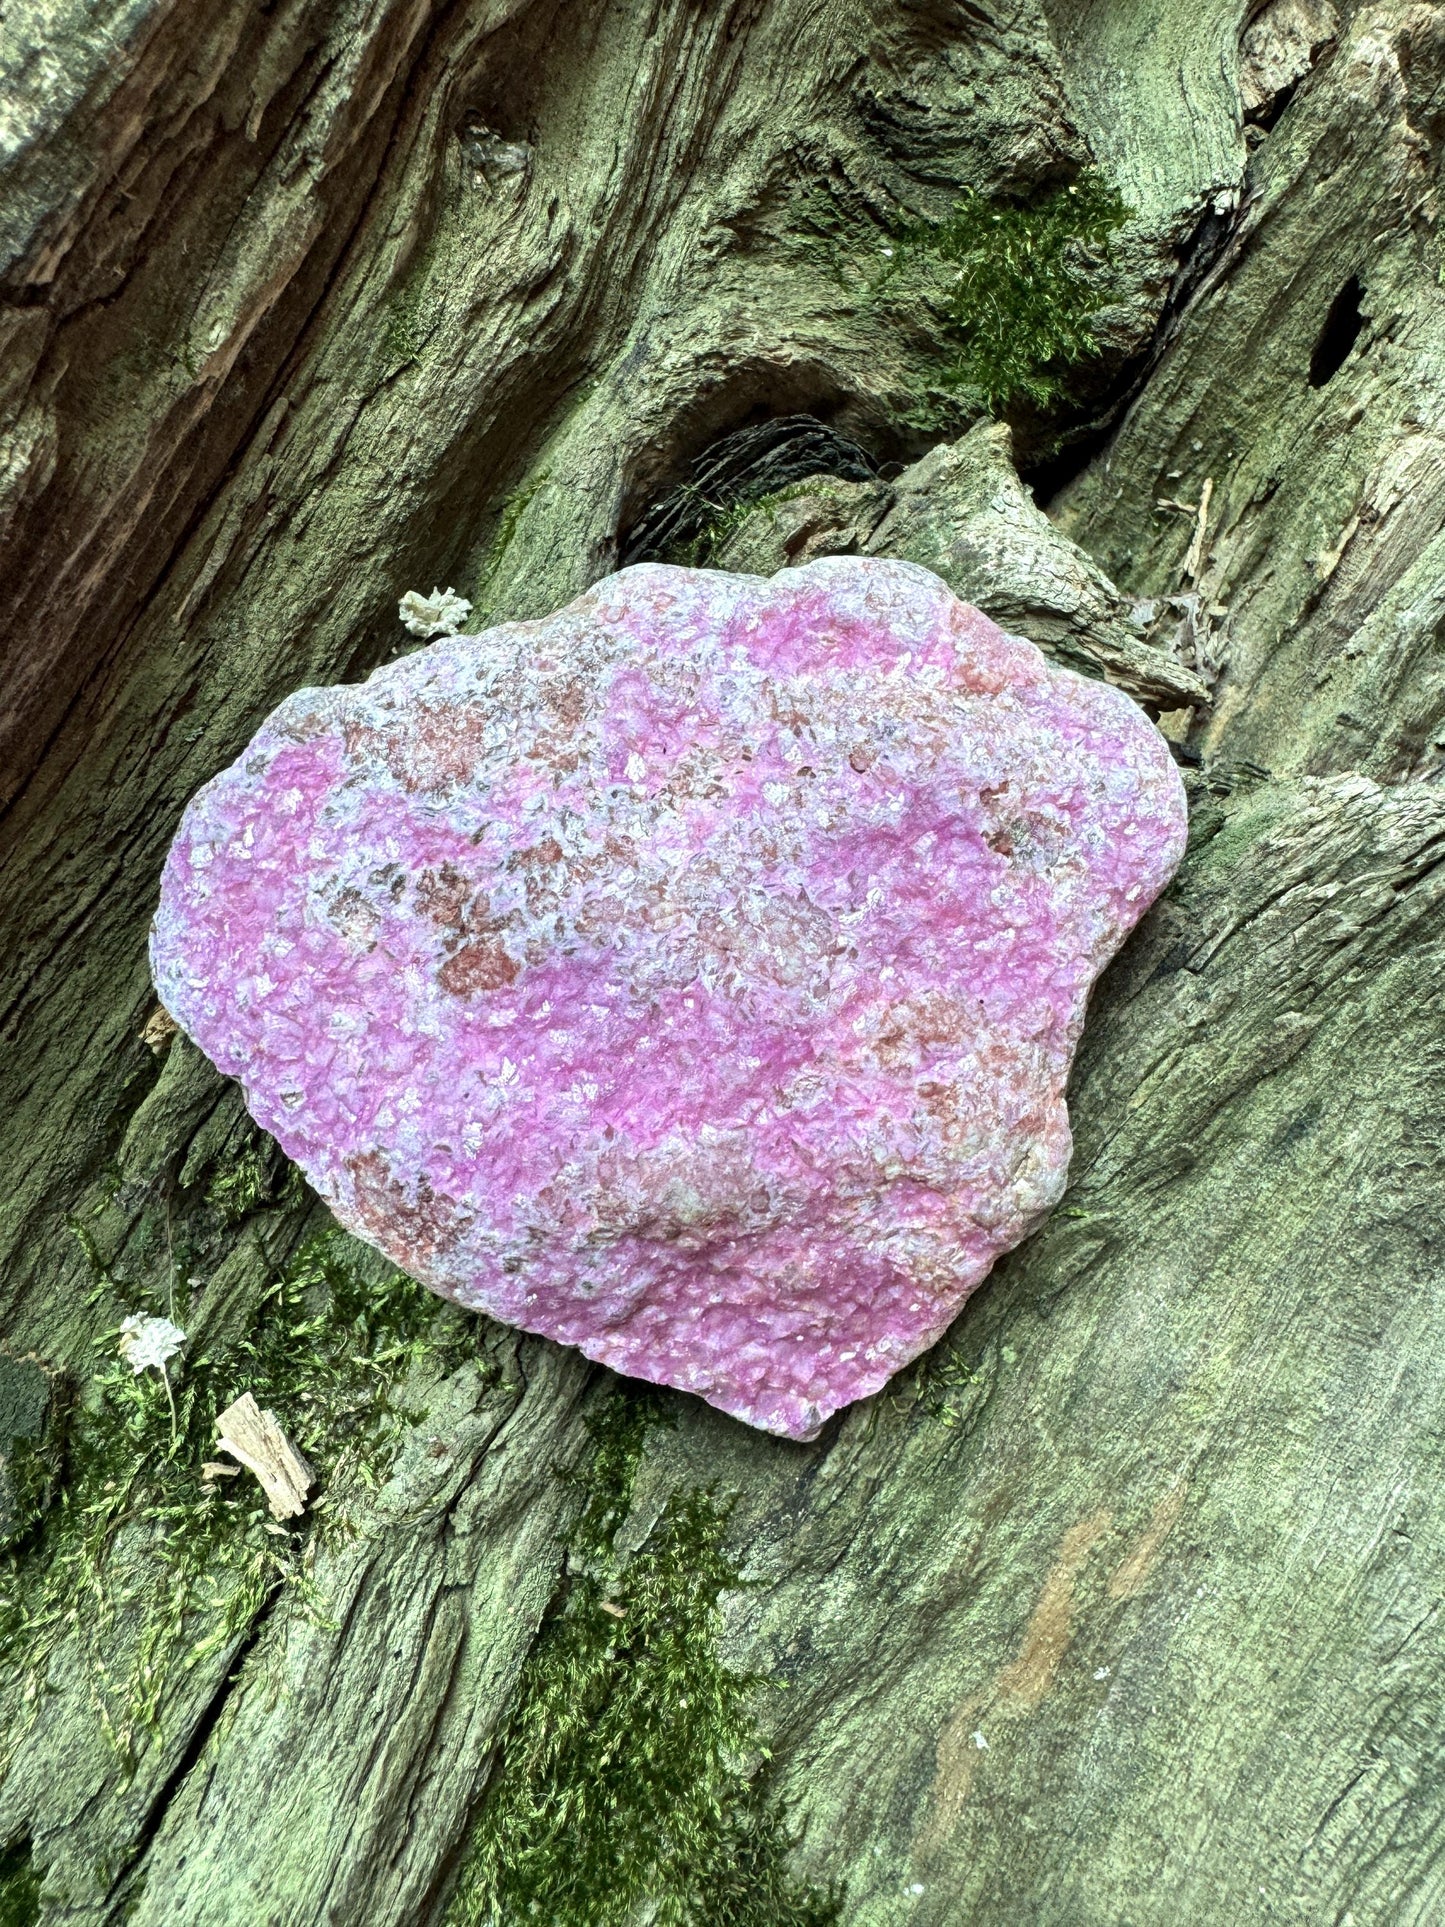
[4,0,1445,1921]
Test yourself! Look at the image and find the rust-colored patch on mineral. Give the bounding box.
[382,702,492,793]
[345,1150,463,1270]
[415,862,472,929]
[510,837,564,870]
[439,937,520,995]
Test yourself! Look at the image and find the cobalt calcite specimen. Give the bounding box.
[152,558,1187,1439]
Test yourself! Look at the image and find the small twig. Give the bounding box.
[164,1193,177,1324]
[160,1365,178,1448]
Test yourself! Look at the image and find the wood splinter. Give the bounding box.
[213,1391,313,1520]
[1183,477,1214,581]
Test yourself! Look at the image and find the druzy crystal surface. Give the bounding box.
[151,558,1187,1439]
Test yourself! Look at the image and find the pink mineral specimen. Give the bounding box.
[151,557,1187,1439]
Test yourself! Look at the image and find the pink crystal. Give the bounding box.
[151,558,1186,1439]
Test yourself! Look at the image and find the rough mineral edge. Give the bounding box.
[150,557,1187,1440]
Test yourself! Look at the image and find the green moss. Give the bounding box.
[448,1393,839,1927]
[381,276,428,368]
[0,1231,474,1767]
[68,1217,119,1304]
[0,1439,54,1554]
[568,1390,665,1564]
[203,1143,270,1226]
[789,180,859,289]
[911,1339,986,1429]
[879,171,1130,418]
[0,1839,39,1927]
[199,1127,307,1227]
[472,472,552,623]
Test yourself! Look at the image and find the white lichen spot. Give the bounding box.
[118,1312,187,1375]
[398,586,474,639]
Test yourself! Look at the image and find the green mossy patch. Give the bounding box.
[881,172,1130,419]
[381,276,428,369]
[909,1335,988,1430]
[471,471,553,626]
[203,1136,302,1226]
[0,1231,474,1768]
[449,1393,839,1927]
[788,168,1130,425]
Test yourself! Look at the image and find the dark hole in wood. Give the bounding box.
[0,1834,40,1927]
[621,416,880,565]
[1308,275,1365,388]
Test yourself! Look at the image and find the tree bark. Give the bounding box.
[4,0,1445,1921]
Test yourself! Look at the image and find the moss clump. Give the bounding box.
[911,1337,987,1429]
[0,1437,55,1556]
[880,171,1129,417]
[788,173,874,291]
[381,275,428,368]
[449,1394,838,1927]
[203,1138,283,1225]
[0,1232,472,1766]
